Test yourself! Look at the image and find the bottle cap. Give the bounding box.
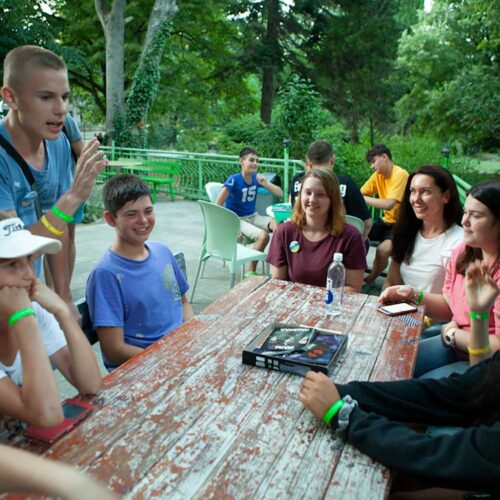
[333,252,343,262]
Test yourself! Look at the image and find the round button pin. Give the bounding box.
[289,240,300,253]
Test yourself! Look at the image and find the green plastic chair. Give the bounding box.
[345,214,365,235]
[190,201,268,301]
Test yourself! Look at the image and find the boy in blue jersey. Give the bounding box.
[216,147,283,273]
[86,174,194,371]
[0,45,106,317]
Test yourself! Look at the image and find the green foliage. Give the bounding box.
[82,185,104,224]
[396,0,500,150]
[176,127,217,153]
[220,114,267,146]
[206,76,331,159]
[0,0,58,75]
[26,0,497,165]
[291,0,419,143]
[120,20,173,148]
[272,75,323,158]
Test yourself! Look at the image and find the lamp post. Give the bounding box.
[283,138,291,201]
[441,147,450,170]
[109,129,116,160]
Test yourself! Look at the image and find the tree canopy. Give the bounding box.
[2,0,498,153]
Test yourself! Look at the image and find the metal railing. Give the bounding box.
[100,146,304,201]
[99,145,472,207]
[451,174,471,205]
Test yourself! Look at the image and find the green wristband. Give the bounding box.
[470,311,489,320]
[322,399,345,425]
[8,308,36,327]
[416,290,424,304]
[51,204,73,223]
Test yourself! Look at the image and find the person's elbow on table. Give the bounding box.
[345,269,364,293]
[271,265,288,281]
[182,294,194,321]
[97,326,143,366]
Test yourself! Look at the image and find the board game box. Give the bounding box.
[242,323,348,376]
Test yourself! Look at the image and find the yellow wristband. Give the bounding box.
[467,344,492,356]
[40,215,64,236]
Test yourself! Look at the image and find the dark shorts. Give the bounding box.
[368,218,393,243]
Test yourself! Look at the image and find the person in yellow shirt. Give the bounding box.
[361,144,409,290]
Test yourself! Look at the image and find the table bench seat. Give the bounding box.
[122,161,181,203]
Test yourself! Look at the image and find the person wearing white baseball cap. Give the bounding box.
[0,217,101,429]
[0,217,62,258]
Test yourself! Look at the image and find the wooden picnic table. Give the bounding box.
[11,277,423,499]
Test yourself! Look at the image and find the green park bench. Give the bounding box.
[121,159,181,203]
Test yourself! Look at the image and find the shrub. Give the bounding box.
[83,184,104,224]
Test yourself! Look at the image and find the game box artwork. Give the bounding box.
[242,323,348,376]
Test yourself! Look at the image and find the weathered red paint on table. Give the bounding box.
[8,276,423,499]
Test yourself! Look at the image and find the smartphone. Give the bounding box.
[378,302,418,316]
[24,399,93,443]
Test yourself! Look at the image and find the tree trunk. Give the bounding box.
[122,0,178,147]
[350,115,359,144]
[140,0,178,65]
[260,0,280,124]
[95,0,125,140]
[261,66,274,125]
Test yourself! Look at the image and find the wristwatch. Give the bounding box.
[444,327,457,348]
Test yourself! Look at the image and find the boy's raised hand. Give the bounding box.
[71,138,108,203]
[256,173,267,186]
[0,286,33,320]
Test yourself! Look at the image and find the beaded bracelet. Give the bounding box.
[416,290,424,305]
[40,215,64,236]
[8,308,36,327]
[51,204,73,223]
[322,399,345,425]
[467,344,492,356]
[469,311,489,320]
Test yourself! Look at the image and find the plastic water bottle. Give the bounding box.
[325,253,345,316]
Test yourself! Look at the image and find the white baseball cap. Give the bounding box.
[0,218,62,258]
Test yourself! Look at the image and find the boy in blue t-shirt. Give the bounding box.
[86,174,194,371]
[216,147,282,273]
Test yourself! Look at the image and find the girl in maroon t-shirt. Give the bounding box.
[267,169,366,290]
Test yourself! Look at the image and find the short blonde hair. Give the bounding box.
[3,45,66,89]
[291,169,345,236]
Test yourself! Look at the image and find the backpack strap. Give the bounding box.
[61,125,77,164]
[0,135,43,218]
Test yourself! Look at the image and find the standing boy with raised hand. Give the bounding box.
[361,144,409,289]
[0,45,107,315]
[289,141,373,240]
[86,174,194,371]
[216,147,283,274]
[44,113,85,291]
[0,217,102,429]
[62,113,85,281]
